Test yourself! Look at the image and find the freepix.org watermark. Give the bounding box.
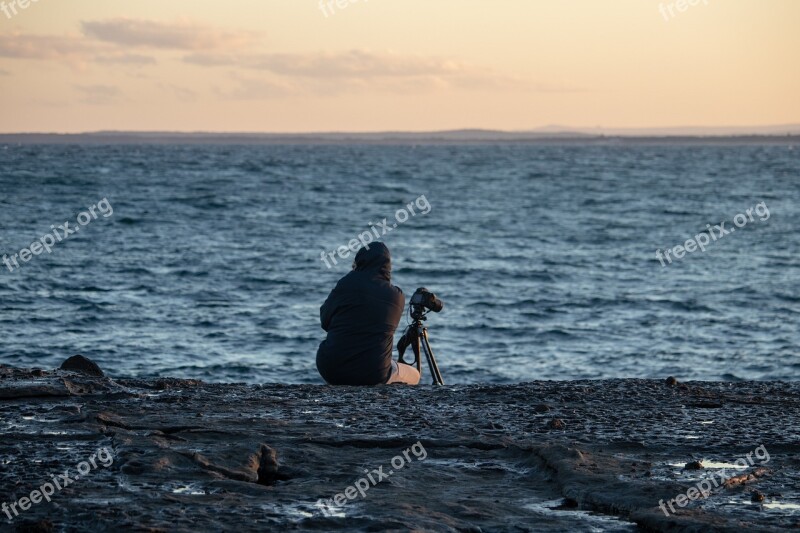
[318,0,369,18]
[316,441,427,516]
[656,201,769,267]
[2,446,114,521]
[658,444,770,516]
[659,0,709,22]
[1,0,40,20]
[320,194,431,269]
[3,197,113,274]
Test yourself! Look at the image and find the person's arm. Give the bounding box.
[320,288,337,331]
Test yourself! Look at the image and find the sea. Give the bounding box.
[1,142,798,384]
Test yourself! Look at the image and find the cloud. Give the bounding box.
[0,18,255,64]
[81,18,256,51]
[185,49,578,94]
[0,24,576,97]
[94,53,157,66]
[0,33,160,70]
[74,84,122,105]
[185,50,466,79]
[0,34,101,61]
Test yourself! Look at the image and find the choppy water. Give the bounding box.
[1,143,798,383]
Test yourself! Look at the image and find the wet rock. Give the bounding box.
[534,404,551,413]
[1,370,798,531]
[60,355,104,377]
[152,378,204,390]
[684,460,704,470]
[555,498,578,509]
[665,376,678,387]
[752,490,765,502]
[0,376,70,399]
[256,444,282,486]
[15,520,54,533]
[723,467,770,488]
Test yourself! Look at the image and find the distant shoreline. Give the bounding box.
[1,131,799,145]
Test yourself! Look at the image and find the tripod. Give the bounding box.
[397,311,445,385]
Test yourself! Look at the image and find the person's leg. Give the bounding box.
[385,360,420,385]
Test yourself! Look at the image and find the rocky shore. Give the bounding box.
[1,358,798,532]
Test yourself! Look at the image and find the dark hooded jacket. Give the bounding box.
[316,243,405,385]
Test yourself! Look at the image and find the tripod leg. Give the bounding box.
[411,332,422,375]
[420,328,444,385]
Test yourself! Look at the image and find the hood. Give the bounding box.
[354,242,392,281]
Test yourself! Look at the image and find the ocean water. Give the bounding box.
[1,143,798,384]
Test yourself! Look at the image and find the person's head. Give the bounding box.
[353,242,392,281]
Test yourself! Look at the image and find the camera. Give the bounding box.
[410,287,444,315]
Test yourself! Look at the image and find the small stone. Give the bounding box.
[534,404,551,413]
[665,376,678,387]
[547,418,566,430]
[751,490,765,503]
[554,498,578,509]
[684,460,704,470]
[257,445,280,486]
[60,355,104,377]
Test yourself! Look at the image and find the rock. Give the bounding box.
[665,376,678,387]
[684,460,704,470]
[534,404,551,413]
[257,444,281,486]
[60,355,104,377]
[751,490,765,502]
[15,520,54,533]
[1,369,798,531]
[555,498,578,509]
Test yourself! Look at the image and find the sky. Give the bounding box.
[0,0,798,133]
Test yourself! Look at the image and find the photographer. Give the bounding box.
[316,243,420,386]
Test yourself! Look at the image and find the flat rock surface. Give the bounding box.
[1,365,799,532]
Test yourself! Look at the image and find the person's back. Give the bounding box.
[316,243,415,386]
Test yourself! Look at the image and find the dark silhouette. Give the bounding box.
[316,243,419,385]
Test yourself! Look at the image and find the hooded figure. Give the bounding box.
[316,243,418,386]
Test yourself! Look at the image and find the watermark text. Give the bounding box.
[316,441,427,515]
[2,446,114,521]
[3,197,113,274]
[320,194,431,269]
[656,201,769,267]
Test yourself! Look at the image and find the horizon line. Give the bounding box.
[2,123,800,137]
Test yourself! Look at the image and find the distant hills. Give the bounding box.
[1,125,799,145]
[526,124,800,136]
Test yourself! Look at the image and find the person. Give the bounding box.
[316,242,420,386]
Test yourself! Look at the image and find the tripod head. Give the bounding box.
[409,306,429,322]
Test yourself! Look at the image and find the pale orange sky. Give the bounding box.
[0,0,798,133]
